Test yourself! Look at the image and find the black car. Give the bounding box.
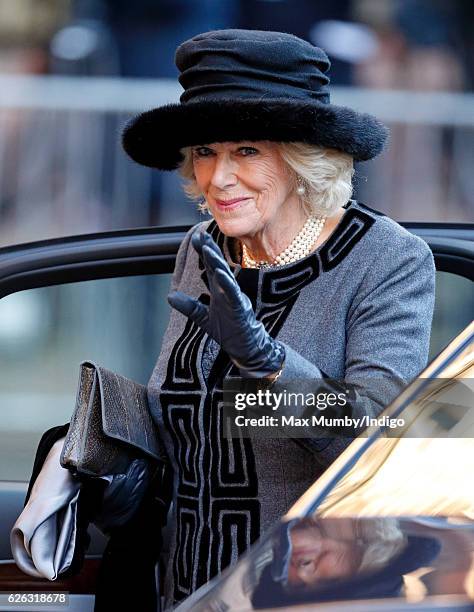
[0,221,473,611]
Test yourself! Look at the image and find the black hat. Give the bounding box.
[122,29,389,170]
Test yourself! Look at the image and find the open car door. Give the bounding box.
[0,221,473,611]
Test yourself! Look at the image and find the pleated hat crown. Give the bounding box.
[122,29,389,169]
[175,29,332,105]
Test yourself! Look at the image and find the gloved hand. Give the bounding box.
[93,457,160,534]
[168,230,285,378]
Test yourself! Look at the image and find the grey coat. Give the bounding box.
[147,200,435,607]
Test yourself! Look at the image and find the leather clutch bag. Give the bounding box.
[60,361,167,477]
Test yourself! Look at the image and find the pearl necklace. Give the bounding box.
[242,215,326,269]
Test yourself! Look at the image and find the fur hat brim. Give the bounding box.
[122,98,389,170]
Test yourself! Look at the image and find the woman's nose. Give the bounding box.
[210,154,238,190]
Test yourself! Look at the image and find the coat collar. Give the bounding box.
[202,200,376,306]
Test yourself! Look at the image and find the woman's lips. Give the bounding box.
[214,197,250,210]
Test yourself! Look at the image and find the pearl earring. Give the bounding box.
[199,198,212,216]
[296,178,306,196]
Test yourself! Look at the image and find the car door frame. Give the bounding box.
[0,223,474,299]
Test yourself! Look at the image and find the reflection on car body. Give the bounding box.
[176,321,474,611]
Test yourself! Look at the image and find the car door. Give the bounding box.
[0,222,473,611]
[0,226,184,612]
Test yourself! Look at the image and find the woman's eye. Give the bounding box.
[293,556,316,569]
[239,147,258,156]
[193,147,214,157]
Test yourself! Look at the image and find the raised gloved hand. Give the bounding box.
[168,230,285,378]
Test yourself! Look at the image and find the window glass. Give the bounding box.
[0,274,172,481]
[430,271,474,360]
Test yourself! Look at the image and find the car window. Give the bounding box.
[430,271,474,360]
[0,273,172,481]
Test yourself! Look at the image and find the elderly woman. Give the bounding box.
[247,517,440,609]
[121,29,435,608]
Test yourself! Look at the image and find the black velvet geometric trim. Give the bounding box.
[208,207,376,309]
[210,391,259,496]
[209,498,261,579]
[195,520,212,594]
[261,256,320,305]
[160,394,202,496]
[163,217,263,605]
[320,208,375,272]
[205,350,229,387]
[236,267,259,309]
[173,496,200,600]
[162,318,205,391]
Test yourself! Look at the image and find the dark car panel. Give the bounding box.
[1,223,473,299]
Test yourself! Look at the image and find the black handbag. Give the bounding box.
[12,361,172,610]
[12,423,171,612]
[60,361,167,477]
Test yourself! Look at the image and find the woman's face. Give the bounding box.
[191,141,301,241]
[287,521,362,587]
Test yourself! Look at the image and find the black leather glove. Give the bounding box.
[93,458,160,534]
[168,230,285,378]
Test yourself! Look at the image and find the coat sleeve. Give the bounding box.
[24,424,70,505]
[269,234,436,465]
[170,221,206,292]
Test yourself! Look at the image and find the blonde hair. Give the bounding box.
[356,518,407,574]
[178,142,354,217]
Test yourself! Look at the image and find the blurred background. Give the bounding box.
[0,0,473,480]
[0,0,473,245]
